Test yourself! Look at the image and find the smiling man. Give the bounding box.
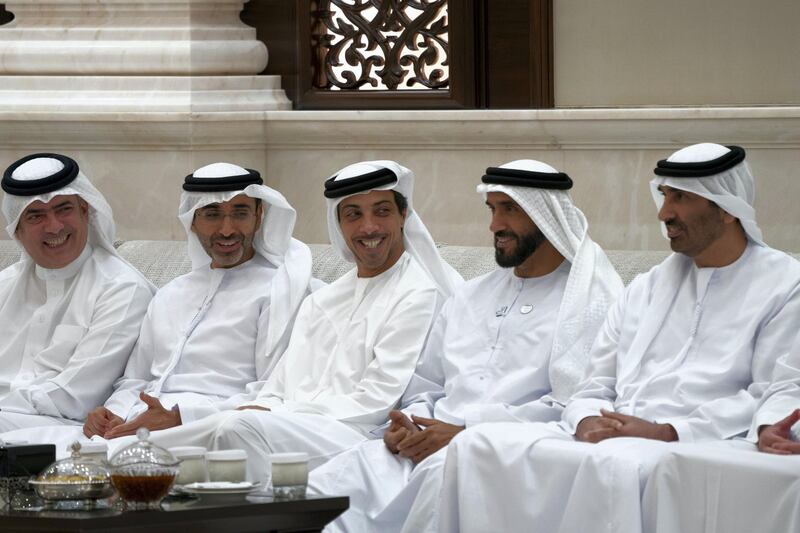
[307,159,623,533]
[116,160,459,481]
[432,144,800,533]
[83,163,315,440]
[0,153,153,432]
[0,163,314,451]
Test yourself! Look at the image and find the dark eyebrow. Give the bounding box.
[199,203,222,210]
[24,200,73,215]
[373,200,393,208]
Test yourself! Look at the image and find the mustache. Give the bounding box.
[211,234,244,243]
[663,219,686,230]
[43,230,70,239]
[353,232,386,240]
[494,231,518,240]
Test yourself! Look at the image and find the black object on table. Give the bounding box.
[1,444,57,509]
[0,494,349,533]
[0,444,56,478]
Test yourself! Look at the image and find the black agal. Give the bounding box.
[324,167,398,199]
[481,167,573,190]
[654,146,746,178]
[2,154,80,196]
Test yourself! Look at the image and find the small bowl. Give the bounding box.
[109,428,179,510]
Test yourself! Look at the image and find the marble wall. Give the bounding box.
[261,108,800,252]
[1,1,798,253]
[2,108,798,252]
[0,0,287,242]
[554,0,800,106]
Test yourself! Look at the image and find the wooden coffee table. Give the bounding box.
[0,494,349,532]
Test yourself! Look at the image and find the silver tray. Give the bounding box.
[29,478,115,501]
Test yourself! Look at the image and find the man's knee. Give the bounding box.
[212,410,268,448]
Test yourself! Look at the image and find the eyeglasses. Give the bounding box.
[194,208,257,226]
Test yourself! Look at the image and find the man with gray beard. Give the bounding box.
[307,159,623,533]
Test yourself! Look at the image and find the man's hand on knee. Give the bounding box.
[575,415,622,443]
[384,410,419,454]
[396,416,464,464]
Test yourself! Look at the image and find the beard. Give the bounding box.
[494,228,547,268]
[664,206,726,258]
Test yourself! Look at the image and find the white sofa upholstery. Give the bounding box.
[0,240,796,288]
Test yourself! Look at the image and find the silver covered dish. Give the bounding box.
[30,442,114,507]
[29,478,114,500]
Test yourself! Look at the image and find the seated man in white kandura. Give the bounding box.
[641,331,800,533]
[104,160,461,482]
[431,143,800,533]
[307,160,623,533]
[0,153,153,434]
[1,162,313,454]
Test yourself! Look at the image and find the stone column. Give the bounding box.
[0,0,290,111]
[0,0,291,242]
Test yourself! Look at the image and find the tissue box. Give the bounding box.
[0,444,56,507]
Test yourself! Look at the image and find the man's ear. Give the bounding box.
[721,211,738,225]
[78,197,89,218]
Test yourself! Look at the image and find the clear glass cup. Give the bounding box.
[206,450,246,483]
[169,446,207,485]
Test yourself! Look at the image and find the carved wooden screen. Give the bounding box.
[312,1,449,91]
[241,0,553,109]
[300,0,474,109]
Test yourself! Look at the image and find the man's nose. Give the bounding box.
[658,201,674,222]
[359,213,380,234]
[489,212,505,234]
[218,214,236,236]
[43,211,64,233]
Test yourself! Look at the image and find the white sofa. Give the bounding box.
[1,240,797,287]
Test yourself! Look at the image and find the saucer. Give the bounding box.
[180,481,258,495]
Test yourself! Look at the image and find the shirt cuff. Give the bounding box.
[176,402,219,425]
[667,419,693,442]
[104,393,138,421]
[561,399,613,434]
[31,389,61,418]
[746,410,785,443]
[243,397,283,411]
[401,402,434,420]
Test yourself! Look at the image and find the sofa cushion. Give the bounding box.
[116,240,192,288]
